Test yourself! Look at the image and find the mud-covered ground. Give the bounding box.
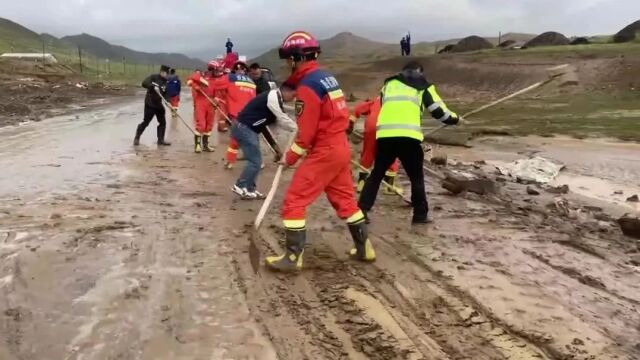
[1,95,639,360]
[0,62,132,127]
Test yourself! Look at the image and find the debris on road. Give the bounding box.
[495,156,565,184]
[626,194,639,202]
[546,184,570,195]
[618,215,640,239]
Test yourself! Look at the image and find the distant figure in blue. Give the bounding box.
[226,38,234,54]
[405,32,411,56]
[400,37,407,56]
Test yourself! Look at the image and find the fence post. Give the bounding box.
[42,40,46,73]
[78,47,83,74]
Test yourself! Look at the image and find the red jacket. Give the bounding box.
[352,96,382,131]
[285,61,350,165]
[211,73,256,118]
[187,71,215,102]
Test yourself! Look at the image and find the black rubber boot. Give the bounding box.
[194,135,202,153]
[356,172,368,193]
[133,124,145,146]
[348,221,376,262]
[265,229,306,272]
[412,213,434,225]
[157,123,171,146]
[202,135,215,152]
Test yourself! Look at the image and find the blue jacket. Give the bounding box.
[166,75,181,97]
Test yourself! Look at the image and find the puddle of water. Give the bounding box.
[553,174,640,214]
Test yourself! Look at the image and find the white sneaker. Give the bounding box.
[251,190,267,200]
[231,185,249,198]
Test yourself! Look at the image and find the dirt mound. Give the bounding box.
[498,40,516,48]
[525,32,570,47]
[614,20,640,43]
[570,37,591,45]
[451,36,493,53]
[438,44,455,54]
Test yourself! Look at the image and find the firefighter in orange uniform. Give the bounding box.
[349,97,401,194]
[211,61,256,169]
[265,31,376,272]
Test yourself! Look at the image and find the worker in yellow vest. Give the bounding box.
[358,61,463,224]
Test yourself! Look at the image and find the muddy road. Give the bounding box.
[1,95,639,360]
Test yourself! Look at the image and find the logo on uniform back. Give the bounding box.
[295,100,305,116]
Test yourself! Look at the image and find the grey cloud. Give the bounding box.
[1,0,638,59]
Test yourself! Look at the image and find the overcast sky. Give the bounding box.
[2,0,639,59]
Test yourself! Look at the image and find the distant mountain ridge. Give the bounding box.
[0,17,205,70]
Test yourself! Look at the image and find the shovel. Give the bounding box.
[248,134,296,275]
[350,160,412,205]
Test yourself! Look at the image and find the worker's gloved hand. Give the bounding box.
[443,116,461,126]
[273,151,283,163]
[284,150,301,167]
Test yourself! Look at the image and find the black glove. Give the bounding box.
[347,121,355,135]
[442,116,460,126]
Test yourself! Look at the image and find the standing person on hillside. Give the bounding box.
[225,38,234,54]
[134,65,172,146]
[231,84,298,199]
[264,31,374,272]
[249,63,272,95]
[166,68,182,120]
[400,37,407,56]
[210,61,256,169]
[406,32,412,56]
[358,61,463,224]
[348,97,401,194]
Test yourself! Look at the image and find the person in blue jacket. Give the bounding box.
[166,68,182,119]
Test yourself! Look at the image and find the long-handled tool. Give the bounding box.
[423,64,577,137]
[350,160,411,205]
[195,86,279,157]
[154,87,197,135]
[248,134,296,275]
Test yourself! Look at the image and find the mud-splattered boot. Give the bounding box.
[383,174,403,196]
[202,134,215,152]
[348,222,376,262]
[194,134,202,153]
[356,172,368,193]
[265,229,306,272]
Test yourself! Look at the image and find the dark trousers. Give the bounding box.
[358,137,428,219]
[136,105,167,141]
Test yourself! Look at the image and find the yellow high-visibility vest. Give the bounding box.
[376,79,424,141]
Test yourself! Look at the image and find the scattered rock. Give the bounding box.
[546,184,570,195]
[614,190,624,195]
[618,215,640,239]
[442,174,498,196]
[527,186,540,196]
[626,195,639,203]
[430,155,448,166]
[629,255,640,266]
[572,338,585,346]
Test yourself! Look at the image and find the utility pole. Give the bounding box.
[96,57,99,77]
[498,31,502,46]
[123,57,126,74]
[42,40,46,73]
[78,47,83,74]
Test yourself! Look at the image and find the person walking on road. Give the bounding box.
[264,31,375,273]
[358,61,462,224]
[231,84,298,199]
[134,65,172,146]
[405,32,412,56]
[400,37,407,56]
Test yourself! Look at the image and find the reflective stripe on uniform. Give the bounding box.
[328,89,344,100]
[226,147,239,154]
[376,124,422,132]
[290,143,307,156]
[427,85,458,119]
[283,219,306,230]
[383,95,421,107]
[427,102,442,112]
[385,170,397,177]
[346,210,365,224]
[236,81,256,89]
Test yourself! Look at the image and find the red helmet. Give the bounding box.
[279,31,321,60]
[208,60,224,75]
